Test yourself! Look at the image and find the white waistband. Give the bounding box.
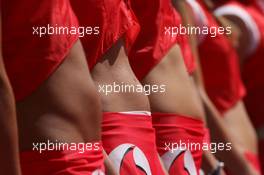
[214,4,260,56]
[118,111,151,116]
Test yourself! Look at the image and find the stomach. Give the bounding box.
[141,45,204,120]
[91,40,150,112]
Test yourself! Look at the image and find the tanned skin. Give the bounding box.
[16,39,118,174]
[171,1,226,174]
[92,39,168,175]
[213,8,260,175]
[92,40,150,112]
[204,4,257,149]
[15,38,105,175]
[205,0,259,171]
[132,1,205,173]
[124,2,207,174]
[174,0,259,174]
[0,15,21,175]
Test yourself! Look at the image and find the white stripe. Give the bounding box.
[119,111,151,116]
[91,169,105,175]
[186,0,208,44]
[214,5,261,57]
[109,144,152,175]
[199,169,205,175]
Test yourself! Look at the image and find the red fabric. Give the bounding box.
[127,0,195,81]
[179,32,197,75]
[190,1,246,114]
[216,0,264,128]
[247,0,264,14]
[259,139,264,174]
[2,0,79,101]
[120,150,146,175]
[244,151,262,173]
[20,141,105,175]
[102,112,165,175]
[70,0,139,70]
[215,2,264,172]
[203,128,211,145]
[152,113,205,175]
[253,0,264,14]
[233,2,264,129]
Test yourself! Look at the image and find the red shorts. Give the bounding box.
[70,0,139,70]
[2,0,79,101]
[244,151,262,174]
[127,0,196,81]
[102,112,165,175]
[152,113,205,175]
[259,139,264,174]
[20,141,105,175]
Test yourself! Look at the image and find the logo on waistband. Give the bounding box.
[109,143,152,175]
[161,148,197,175]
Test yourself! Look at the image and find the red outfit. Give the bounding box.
[127,0,195,81]
[249,0,264,14]
[260,140,264,173]
[238,3,264,173]
[152,113,205,175]
[102,112,165,175]
[70,0,139,70]
[20,142,105,175]
[244,151,261,173]
[187,0,246,114]
[2,0,79,101]
[215,1,264,173]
